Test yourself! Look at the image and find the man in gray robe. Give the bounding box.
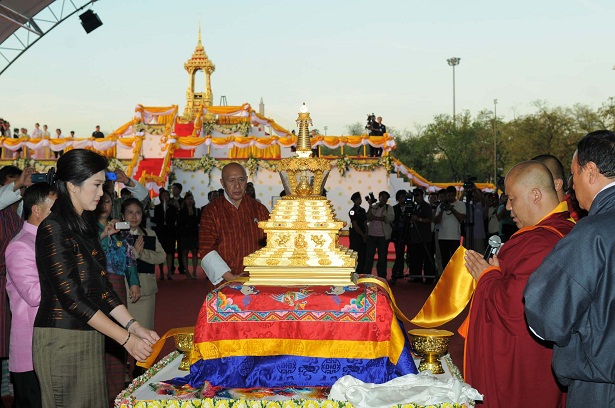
[524,130,615,406]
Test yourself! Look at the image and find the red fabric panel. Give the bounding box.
[174,123,195,136]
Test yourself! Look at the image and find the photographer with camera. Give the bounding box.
[363,191,394,278]
[434,186,466,269]
[348,192,368,273]
[407,188,436,283]
[390,190,410,284]
[462,180,487,253]
[365,114,386,157]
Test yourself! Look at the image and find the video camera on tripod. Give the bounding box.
[463,175,478,200]
[402,194,418,216]
[365,113,377,134]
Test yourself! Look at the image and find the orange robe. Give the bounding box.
[464,209,574,407]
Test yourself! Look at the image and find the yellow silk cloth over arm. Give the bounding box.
[137,326,195,368]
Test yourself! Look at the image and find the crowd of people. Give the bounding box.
[0,129,612,407]
[0,118,106,160]
[348,180,530,285]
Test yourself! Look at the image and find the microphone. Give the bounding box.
[483,235,502,261]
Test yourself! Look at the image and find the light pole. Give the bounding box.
[447,57,461,123]
[323,126,328,136]
[493,99,498,185]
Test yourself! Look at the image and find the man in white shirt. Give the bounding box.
[434,186,466,268]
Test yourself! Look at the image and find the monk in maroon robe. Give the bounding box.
[462,161,574,407]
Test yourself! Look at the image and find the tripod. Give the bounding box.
[403,206,438,282]
[464,189,475,250]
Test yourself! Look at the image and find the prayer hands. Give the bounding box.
[133,235,144,255]
[464,249,500,281]
[128,284,141,303]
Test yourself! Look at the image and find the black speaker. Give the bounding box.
[79,10,103,34]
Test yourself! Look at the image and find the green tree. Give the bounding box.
[500,101,580,176]
[344,122,365,136]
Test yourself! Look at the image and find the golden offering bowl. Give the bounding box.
[408,329,454,374]
[173,332,195,371]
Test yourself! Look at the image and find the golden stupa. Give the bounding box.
[244,104,358,286]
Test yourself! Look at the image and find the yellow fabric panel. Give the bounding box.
[177,137,207,147]
[195,322,405,366]
[410,246,475,328]
[205,105,250,115]
[229,145,280,159]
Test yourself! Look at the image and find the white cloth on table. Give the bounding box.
[329,372,482,408]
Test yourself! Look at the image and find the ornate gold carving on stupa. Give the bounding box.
[244,104,358,286]
[183,24,215,120]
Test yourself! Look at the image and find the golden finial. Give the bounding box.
[198,21,202,45]
[295,103,313,158]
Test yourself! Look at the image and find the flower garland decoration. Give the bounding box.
[114,350,180,408]
[209,122,254,136]
[335,156,352,177]
[239,121,252,137]
[107,157,127,172]
[334,155,394,176]
[12,158,51,172]
[172,156,224,185]
[171,156,393,179]
[245,157,260,176]
[202,118,216,136]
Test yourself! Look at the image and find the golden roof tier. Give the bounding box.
[244,104,358,286]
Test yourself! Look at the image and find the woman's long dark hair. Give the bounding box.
[53,149,108,237]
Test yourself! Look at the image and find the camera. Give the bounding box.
[105,171,117,181]
[463,175,478,201]
[115,221,130,230]
[31,168,55,185]
[365,192,376,202]
[366,113,376,133]
[403,195,417,215]
[440,201,452,211]
[463,175,477,191]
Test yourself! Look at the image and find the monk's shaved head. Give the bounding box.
[504,161,561,228]
[507,161,558,196]
[531,154,566,200]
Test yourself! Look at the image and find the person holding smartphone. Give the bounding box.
[96,190,141,403]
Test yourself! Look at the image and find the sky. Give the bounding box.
[1,0,614,138]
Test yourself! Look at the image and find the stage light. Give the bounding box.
[79,10,103,34]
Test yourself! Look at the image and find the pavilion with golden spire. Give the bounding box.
[183,24,215,120]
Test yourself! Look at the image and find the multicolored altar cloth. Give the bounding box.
[169,279,418,388]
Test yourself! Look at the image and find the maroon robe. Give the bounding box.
[464,210,574,407]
